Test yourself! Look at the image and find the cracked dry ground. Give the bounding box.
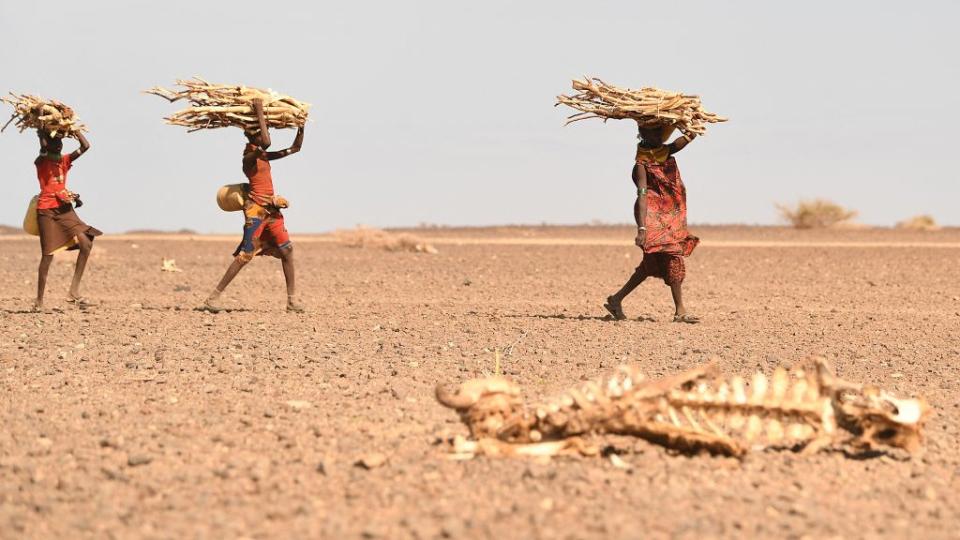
[1,227,959,539]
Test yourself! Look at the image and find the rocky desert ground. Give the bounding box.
[1,226,958,539]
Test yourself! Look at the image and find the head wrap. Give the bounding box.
[638,121,676,145]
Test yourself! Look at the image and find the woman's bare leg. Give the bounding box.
[215,258,249,292]
[605,267,647,320]
[205,256,250,311]
[35,254,54,310]
[670,282,699,323]
[612,269,647,303]
[280,245,295,296]
[68,234,93,299]
[670,282,686,317]
[280,245,303,312]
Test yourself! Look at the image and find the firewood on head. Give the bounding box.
[145,77,310,132]
[555,77,727,136]
[1,93,88,137]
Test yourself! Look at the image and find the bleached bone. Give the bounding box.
[436,358,928,460]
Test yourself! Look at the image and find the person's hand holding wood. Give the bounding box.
[265,125,305,161]
[250,97,272,149]
[70,131,90,161]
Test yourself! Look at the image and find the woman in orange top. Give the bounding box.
[204,98,306,313]
[604,123,700,323]
[34,129,101,311]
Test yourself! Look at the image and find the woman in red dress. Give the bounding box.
[604,123,700,323]
[33,129,101,311]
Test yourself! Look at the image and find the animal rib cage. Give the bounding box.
[436,359,927,459]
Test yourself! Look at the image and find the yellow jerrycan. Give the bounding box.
[23,195,40,236]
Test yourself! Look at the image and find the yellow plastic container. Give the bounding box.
[23,195,40,236]
[216,184,248,212]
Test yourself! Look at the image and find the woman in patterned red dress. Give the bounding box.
[604,123,700,323]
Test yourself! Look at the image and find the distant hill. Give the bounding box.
[124,228,198,235]
[0,224,23,235]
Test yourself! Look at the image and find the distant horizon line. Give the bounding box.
[3,221,957,236]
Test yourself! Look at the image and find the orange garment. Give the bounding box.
[235,144,291,259]
[35,154,73,210]
[243,143,274,206]
[233,201,291,259]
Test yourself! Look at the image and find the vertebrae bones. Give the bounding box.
[436,359,928,459]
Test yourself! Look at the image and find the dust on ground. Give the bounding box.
[1,226,958,539]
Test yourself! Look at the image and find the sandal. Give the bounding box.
[672,314,701,324]
[286,300,305,313]
[66,296,98,308]
[603,297,626,320]
[201,297,226,313]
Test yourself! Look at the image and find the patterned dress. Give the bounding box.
[233,144,291,260]
[633,145,698,285]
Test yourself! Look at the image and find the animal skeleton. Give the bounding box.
[436,359,928,459]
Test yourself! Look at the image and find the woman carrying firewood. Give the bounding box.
[603,123,700,323]
[555,78,724,323]
[33,129,101,311]
[203,98,306,313]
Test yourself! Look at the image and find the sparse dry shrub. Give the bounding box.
[333,227,438,254]
[895,215,939,231]
[776,199,858,229]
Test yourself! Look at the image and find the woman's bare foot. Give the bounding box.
[604,296,626,320]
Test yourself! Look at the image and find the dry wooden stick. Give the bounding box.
[145,77,310,132]
[1,93,88,137]
[556,77,727,135]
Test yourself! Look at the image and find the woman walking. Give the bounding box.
[33,129,101,311]
[203,98,306,313]
[604,123,700,323]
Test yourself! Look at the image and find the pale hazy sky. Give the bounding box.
[1,0,957,232]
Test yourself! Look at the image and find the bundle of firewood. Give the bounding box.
[556,77,727,135]
[1,93,88,137]
[146,77,310,132]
